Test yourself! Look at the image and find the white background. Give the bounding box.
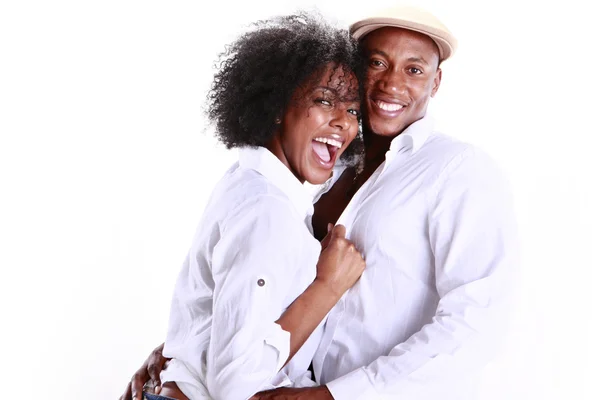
[1,1,598,399]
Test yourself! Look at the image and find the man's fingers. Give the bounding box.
[119,381,132,400]
[148,364,162,386]
[130,386,141,400]
[131,372,146,400]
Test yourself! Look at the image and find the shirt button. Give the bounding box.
[257,279,265,287]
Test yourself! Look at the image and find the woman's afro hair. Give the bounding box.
[207,11,365,162]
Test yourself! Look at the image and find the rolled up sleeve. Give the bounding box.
[205,195,311,400]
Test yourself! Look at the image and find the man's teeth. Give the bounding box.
[314,137,342,148]
[376,101,404,112]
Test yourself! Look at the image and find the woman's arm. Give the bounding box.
[201,196,363,400]
[276,224,365,365]
[122,208,364,400]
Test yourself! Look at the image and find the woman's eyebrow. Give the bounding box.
[315,86,359,103]
[315,86,336,94]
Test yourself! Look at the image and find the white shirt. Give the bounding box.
[161,146,322,400]
[313,115,519,399]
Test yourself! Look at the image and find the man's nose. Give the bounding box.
[379,68,407,95]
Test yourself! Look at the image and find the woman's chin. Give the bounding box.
[304,168,334,185]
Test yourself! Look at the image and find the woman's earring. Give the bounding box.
[275,117,281,124]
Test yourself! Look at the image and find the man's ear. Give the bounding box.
[431,68,442,98]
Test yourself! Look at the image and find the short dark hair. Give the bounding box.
[207,11,364,161]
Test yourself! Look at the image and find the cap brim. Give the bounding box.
[350,15,457,62]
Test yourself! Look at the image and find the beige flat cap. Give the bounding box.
[350,6,458,61]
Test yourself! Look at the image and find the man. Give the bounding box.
[122,6,518,400]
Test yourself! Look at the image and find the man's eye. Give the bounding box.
[370,59,385,67]
[409,67,423,74]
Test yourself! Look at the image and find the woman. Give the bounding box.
[141,12,366,400]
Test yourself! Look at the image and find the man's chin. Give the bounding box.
[368,123,404,137]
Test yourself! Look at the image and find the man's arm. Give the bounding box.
[325,148,519,399]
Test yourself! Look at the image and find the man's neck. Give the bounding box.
[362,115,427,164]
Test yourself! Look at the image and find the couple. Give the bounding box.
[122,6,518,400]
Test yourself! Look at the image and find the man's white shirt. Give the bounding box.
[313,115,519,400]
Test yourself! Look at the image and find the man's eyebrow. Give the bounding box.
[368,49,389,58]
[368,49,432,66]
[407,56,430,65]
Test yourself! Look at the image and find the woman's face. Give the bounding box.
[268,64,361,184]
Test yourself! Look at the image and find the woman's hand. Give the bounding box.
[315,224,365,298]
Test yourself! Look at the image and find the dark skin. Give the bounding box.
[314,24,441,242]
[311,131,394,241]
[121,27,442,400]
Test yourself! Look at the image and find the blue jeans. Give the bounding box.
[143,393,177,400]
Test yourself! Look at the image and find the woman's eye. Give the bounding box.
[316,98,332,106]
[348,109,360,117]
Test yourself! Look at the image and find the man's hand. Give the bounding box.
[119,343,170,400]
[251,386,334,400]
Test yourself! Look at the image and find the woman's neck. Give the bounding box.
[363,130,395,164]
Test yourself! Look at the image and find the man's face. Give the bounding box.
[361,27,442,137]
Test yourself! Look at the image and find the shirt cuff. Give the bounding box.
[160,358,210,400]
[291,370,318,388]
[325,367,377,400]
[264,322,291,373]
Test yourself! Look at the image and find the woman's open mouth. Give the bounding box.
[311,136,343,168]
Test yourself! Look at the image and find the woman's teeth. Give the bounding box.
[314,137,342,148]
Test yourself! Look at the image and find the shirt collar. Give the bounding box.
[388,113,434,156]
[239,146,314,218]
